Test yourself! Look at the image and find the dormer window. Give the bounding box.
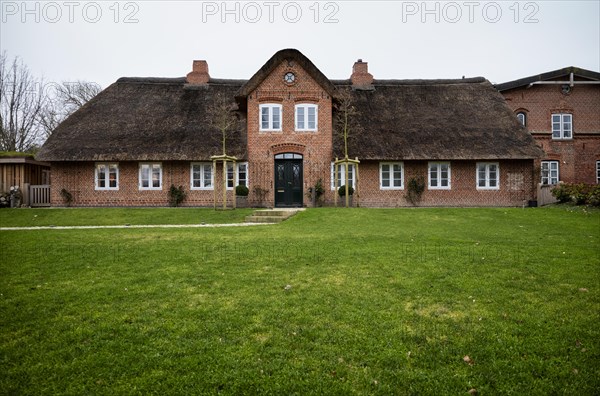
[260,104,282,131]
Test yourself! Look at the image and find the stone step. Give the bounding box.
[252,210,291,217]
[244,215,287,223]
[244,209,301,223]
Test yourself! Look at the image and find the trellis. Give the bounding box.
[333,156,360,208]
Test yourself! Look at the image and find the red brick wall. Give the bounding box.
[502,83,600,184]
[50,161,235,207]
[245,60,334,207]
[353,160,535,207]
[50,158,535,207]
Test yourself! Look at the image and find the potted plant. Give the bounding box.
[236,184,249,208]
[338,184,354,207]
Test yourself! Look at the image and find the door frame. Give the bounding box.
[274,153,303,207]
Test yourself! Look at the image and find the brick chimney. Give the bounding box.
[351,59,373,87]
[186,60,210,84]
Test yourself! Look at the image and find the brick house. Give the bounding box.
[37,49,543,207]
[497,67,600,187]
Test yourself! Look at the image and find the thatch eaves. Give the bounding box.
[332,78,544,160]
[36,78,247,162]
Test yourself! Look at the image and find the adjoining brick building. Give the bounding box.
[37,49,543,207]
[497,67,600,187]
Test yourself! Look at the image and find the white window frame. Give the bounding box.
[227,162,249,190]
[540,161,559,185]
[516,112,526,126]
[190,162,213,190]
[139,163,162,190]
[552,113,572,139]
[95,163,119,191]
[476,162,500,190]
[379,162,404,190]
[295,104,318,131]
[596,161,600,184]
[331,162,355,190]
[428,162,451,190]
[259,104,282,131]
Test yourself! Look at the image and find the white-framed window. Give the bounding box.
[379,162,404,189]
[331,162,355,189]
[95,163,119,190]
[190,162,213,190]
[139,163,162,190]
[259,104,282,131]
[541,161,559,185]
[476,162,499,190]
[295,104,318,131]
[227,162,248,189]
[552,113,572,139]
[596,161,600,184]
[429,162,451,190]
[516,112,526,126]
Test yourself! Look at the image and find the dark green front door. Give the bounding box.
[275,156,303,207]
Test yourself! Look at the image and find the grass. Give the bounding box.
[0,207,254,227]
[1,207,599,395]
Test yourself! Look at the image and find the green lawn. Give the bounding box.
[1,207,599,395]
[0,207,254,227]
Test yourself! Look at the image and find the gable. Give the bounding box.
[237,49,336,102]
[496,66,600,92]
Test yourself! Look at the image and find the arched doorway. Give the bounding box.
[274,153,303,207]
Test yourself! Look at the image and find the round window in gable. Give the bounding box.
[284,72,296,84]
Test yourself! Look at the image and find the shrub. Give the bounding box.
[338,185,354,197]
[168,185,186,207]
[587,185,600,207]
[235,185,249,196]
[60,189,73,207]
[551,183,600,206]
[551,184,571,203]
[313,179,325,200]
[406,176,426,205]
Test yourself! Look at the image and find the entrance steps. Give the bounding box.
[245,209,302,223]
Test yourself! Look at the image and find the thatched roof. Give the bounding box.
[332,78,544,160]
[38,50,542,162]
[37,78,247,162]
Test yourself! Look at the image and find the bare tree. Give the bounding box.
[205,91,241,209]
[333,88,362,207]
[0,52,46,152]
[334,88,361,160]
[39,80,102,139]
[206,91,240,155]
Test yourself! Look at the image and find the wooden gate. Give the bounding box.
[29,184,51,207]
[537,183,558,206]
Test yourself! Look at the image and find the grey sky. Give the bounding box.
[1,0,599,90]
